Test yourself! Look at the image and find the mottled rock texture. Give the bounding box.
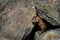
[34,0,60,26]
[0,0,35,40]
[34,29,60,40]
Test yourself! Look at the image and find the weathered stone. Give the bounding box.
[0,1,35,40]
[34,29,60,40]
[34,0,60,26]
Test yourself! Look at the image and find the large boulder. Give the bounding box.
[34,0,60,26]
[0,0,35,40]
[34,29,60,40]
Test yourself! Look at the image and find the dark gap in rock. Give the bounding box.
[22,18,60,40]
[0,26,1,32]
[22,24,39,40]
[42,19,60,31]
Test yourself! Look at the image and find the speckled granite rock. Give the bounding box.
[0,0,35,40]
[34,0,60,26]
[34,28,60,40]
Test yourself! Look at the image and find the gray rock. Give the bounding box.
[34,0,60,25]
[34,29,60,40]
[0,0,22,10]
[0,0,35,40]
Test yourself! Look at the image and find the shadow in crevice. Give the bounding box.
[22,24,39,40]
[22,18,60,40]
[42,19,60,31]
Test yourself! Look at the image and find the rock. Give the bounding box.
[34,28,60,40]
[0,0,35,40]
[34,0,60,26]
[0,0,20,12]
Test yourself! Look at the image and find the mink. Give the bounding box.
[32,16,47,32]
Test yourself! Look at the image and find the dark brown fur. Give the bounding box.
[32,16,47,32]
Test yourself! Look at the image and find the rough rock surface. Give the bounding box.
[0,0,35,40]
[34,29,60,40]
[34,0,60,26]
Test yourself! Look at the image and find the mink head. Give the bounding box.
[32,16,40,25]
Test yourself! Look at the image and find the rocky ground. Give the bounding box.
[0,0,60,40]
